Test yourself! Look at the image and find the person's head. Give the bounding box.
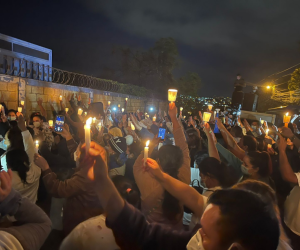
[199,157,233,189]
[7,110,17,121]
[111,175,140,208]
[7,126,24,150]
[230,126,243,139]
[242,151,272,178]
[108,137,127,156]
[186,128,201,151]
[30,112,43,128]
[241,135,257,152]
[118,121,123,129]
[158,145,184,221]
[194,189,279,250]
[6,148,29,184]
[237,74,241,80]
[103,133,112,146]
[251,120,260,130]
[256,135,267,152]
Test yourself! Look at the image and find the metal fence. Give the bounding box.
[0,55,163,98]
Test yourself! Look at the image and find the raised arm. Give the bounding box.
[169,102,190,184]
[203,123,220,162]
[0,170,51,250]
[145,158,205,218]
[277,133,298,184]
[216,118,245,160]
[37,98,47,120]
[281,126,300,151]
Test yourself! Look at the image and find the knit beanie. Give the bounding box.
[109,137,127,154]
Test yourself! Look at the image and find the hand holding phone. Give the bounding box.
[158,128,166,140]
[54,115,65,132]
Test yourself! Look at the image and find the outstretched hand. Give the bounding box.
[168,102,177,120]
[277,133,287,152]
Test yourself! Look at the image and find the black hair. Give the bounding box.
[8,126,24,150]
[7,109,17,115]
[198,157,235,188]
[243,135,257,151]
[158,145,183,221]
[208,189,279,250]
[111,175,140,208]
[256,135,267,152]
[230,126,243,138]
[247,151,272,177]
[6,148,29,184]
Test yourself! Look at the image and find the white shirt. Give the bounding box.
[284,172,300,236]
[60,214,120,250]
[6,130,41,203]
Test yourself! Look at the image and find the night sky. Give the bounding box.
[1,0,300,97]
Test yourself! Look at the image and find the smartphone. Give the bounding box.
[1,153,7,172]
[54,115,65,132]
[158,128,166,140]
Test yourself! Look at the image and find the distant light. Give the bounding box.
[266,86,271,89]
[149,107,154,111]
[113,107,117,111]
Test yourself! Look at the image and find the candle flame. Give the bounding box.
[35,140,39,145]
[146,140,150,147]
[286,112,289,116]
[86,117,92,126]
[266,129,269,133]
[131,123,135,130]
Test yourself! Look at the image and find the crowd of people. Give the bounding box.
[0,93,299,250]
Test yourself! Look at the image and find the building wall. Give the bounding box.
[0,74,168,120]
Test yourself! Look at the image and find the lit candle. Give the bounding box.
[283,112,291,127]
[131,123,135,131]
[35,140,39,153]
[153,116,156,122]
[97,122,102,131]
[122,108,125,112]
[183,116,186,119]
[118,104,121,109]
[48,120,53,127]
[108,101,111,106]
[260,119,265,125]
[168,89,178,102]
[266,128,269,136]
[144,140,150,166]
[65,108,69,113]
[92,117,96,124]
[203,112,212,123]
[84,112,87,116]
[125,98,128,101]
[18,107,22,113]
[84,117,92,154]
[21,100,25,106]
[208,104,213,111]
[78,108,83,115]
[59,95,62,101]
[214,111,216,118]
[180,107,183,111]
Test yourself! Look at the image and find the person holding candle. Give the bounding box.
[4,114,41,203]
[133,102,190,229]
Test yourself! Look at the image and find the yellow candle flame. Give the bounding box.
[35,140,39,146]
[286,112,289,116]
[146,140,150,147]
[131,123,135,130]
[86,117,92,126]
[266,129,269,133]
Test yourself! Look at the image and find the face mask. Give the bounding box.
[33,122,40,128]
[187,230,235,250]
[187,231,205,250]
[8,116,16,121]
[234,137,241,143]
[241,164,249,175]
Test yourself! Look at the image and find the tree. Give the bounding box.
[103,37,179,93]
[177,72,201,97]
[288,68,300,91]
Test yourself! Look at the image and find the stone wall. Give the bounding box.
[0,74,168,120]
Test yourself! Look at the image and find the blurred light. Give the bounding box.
[113,107,117,111]
[266,86,271,89]
[149,107,154,111]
